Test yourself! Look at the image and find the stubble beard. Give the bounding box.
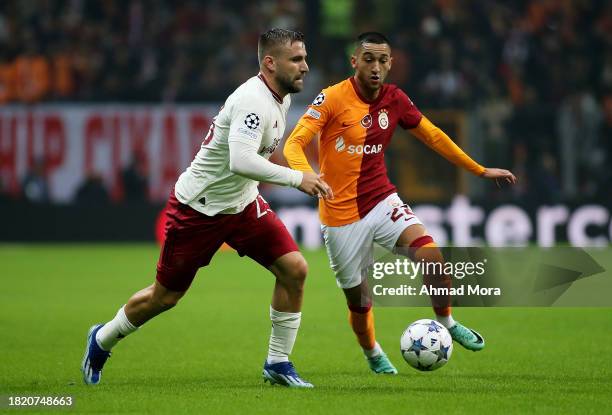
[278,72,303,94]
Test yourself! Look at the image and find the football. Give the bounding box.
[400,319,453,371]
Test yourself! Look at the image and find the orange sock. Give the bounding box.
[425,265,452,318]
[433,304,452,317]
[409,236,452,318]
[348,305,376,350]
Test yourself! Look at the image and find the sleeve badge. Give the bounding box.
[312,92,325,106]
[244,113,261,130]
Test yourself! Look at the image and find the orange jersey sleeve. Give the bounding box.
[283,123,316,172]
[409,116,485,176]
[295,89,340,135]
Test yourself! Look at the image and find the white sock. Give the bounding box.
[436,314,456,329]
[95,305,138,351]
[266,306,301,364]
[363,341,383,358]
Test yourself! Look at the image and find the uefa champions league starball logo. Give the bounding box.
[312,92,325,106]
[244,113,261,130]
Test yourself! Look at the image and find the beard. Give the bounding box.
[277,72,303,93]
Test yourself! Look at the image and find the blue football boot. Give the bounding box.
[262,361,313,388]
[81,324,111,385]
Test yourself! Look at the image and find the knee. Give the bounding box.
[282,256,308,289]
[292,256,308,282]
[399,237,444,264]
[287,256,308,286]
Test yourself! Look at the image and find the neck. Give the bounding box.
[353,75,380,101]
[259,71,287,98]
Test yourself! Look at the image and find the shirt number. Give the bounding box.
[256,195,273,218]
[202,120,216,146]
[389,205,414,222]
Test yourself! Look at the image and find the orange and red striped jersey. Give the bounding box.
[285,77,485,227]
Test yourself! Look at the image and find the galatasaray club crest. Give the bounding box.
[361,114,373,128]
[378,109,389,130]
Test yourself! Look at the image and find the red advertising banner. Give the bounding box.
[0,105,224,202]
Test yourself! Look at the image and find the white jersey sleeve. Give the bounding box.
[228,140,302,187]
[227,101,302,187]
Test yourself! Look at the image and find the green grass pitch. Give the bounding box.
[1,244,611,414]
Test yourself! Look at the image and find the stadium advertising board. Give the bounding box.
[278,197,612,248]
[0,106,214,201]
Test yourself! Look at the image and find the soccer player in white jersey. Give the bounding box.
[81,29,331,388]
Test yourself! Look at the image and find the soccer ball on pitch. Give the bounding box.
[400,319,453,371]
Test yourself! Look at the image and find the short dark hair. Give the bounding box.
[356,32,391,48]
[258,28,305,65]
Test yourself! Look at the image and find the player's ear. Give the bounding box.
[388,56,393,70]
[262,55,276,72]
[350,55,357,69]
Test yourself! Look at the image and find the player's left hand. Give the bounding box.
[481,168,517,187]
[318,174,334,200]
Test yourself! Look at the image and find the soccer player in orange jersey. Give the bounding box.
[284,32,516,374]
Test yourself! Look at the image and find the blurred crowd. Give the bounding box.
[0,0,297,102]
[0,0,610,203]
[380,0,611,203]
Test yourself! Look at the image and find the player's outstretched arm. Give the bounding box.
[228,140,303,187]
[409,116,485,176]
[409,117,517,186]
[284,123,333,199]
[283,123,317,172]
[228,140,332,199]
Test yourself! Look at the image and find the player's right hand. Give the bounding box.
[298,171,333,199]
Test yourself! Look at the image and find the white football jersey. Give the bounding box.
[175,74,292,215]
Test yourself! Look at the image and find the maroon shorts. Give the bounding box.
[156,192,299,291]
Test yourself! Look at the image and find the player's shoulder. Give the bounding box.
[310,78,354,108]
[325,78,353,94]
[380,84,419,110]
[381,83,404,100]
[223,76,276,120]
[230,76,270,104]
[382,84,422,128]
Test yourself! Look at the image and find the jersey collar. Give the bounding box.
[257,73,284,104]
[349,76,387,107]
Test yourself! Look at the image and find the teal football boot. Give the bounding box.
[367,352,398,374]
[448,322,485,351]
